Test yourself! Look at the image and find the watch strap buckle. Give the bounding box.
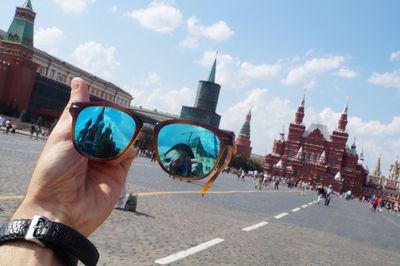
[25,215,49,247]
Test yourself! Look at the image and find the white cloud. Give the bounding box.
[71,41,120,80]
[129,86,194,114]
[390,50,400,62]
[35,26,65,55]
[283,56,345,85]
[144,72,161,86]
[368,70,400,88]
[180,16,234,48]
[53,0,95,14]
[109,5,118,14]
[125,2,182,33]
[199,51,281,89]
[239,62,281,79]
[336,68,358,78]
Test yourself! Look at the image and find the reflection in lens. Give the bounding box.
[74,106,136,159]
[157,123,221,178]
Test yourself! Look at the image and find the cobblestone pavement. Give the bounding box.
[1,133,400,265]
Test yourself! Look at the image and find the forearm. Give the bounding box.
[0,241,63,266]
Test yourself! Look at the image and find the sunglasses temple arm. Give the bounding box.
[200,147,234,197]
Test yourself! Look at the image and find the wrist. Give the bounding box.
[0,241,64,266]
[13,199,74,232]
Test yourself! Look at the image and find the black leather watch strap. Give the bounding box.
[0,216,99,266]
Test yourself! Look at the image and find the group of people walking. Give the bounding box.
[0,116,17,134]
[368,195,399,214]
[316,184,334,206]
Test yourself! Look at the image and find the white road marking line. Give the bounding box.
[302,205,308,208]
[242,221,268,232]
[308,202,313,205]
[313,201,317,203]
[155,238,224,265]
[292,207,301,212]
[274,212,289,219]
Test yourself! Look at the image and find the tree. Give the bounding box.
[229,154,263,172]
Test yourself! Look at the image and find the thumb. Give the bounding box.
[46,77,90,142]
[68,77,90,104]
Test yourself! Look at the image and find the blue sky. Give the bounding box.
[1,0,400,175]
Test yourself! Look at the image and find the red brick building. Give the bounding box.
[264,93,367,197]
[233,109,252,158]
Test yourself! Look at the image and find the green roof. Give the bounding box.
[22,0,33,10]
[208,57,217,83]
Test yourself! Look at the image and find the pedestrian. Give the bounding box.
[241,169,245,181]
[4,119,11,134]
[0,115,4,129]
[30,123,35,138]
[35,125,41,139]
[11,123,16,134]
[274,177,280,190]
[316,184,325,204]
[255,173,263,190]
[300,181,307,196]
[324,185,333,206]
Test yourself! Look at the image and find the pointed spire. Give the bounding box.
[338,97,348,131]
[22,0,33,10]
[279,125,285,141]
[239,109,251,137]
[301,88,306,107]
[245,108,251,122]
[343,96,349,114]
[208,51,218,83]
[295,90,305,124]
[373,155,381,177]
[360,149,364,160]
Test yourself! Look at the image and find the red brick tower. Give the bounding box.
[0,0,38,114]
[234,109,253,158]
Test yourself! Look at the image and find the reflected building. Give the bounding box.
[180,55,221,128]
[75,107,120,158]
[189,136,218,173]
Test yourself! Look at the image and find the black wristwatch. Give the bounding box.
[0,215,99,266]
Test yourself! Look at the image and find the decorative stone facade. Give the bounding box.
[264,93,367,197]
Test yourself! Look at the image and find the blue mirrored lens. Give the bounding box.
[74,106,136,159]
[157,123,221,178]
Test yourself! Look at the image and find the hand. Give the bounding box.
[12,78,137,237]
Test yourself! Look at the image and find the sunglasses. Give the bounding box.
[69,102,235,196]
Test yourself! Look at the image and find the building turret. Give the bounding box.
[4,0,36,50]
[239,109,251,137]
[180,53,221,128]
[373,156,381,177]
[338,97,348,132]
[233,109,253,158]
[294,90,305,124]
